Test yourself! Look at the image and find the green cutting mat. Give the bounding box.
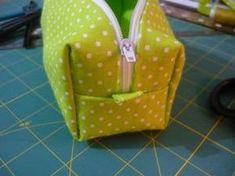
[0,4,235,176]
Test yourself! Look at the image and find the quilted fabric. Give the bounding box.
[41,0,185,141]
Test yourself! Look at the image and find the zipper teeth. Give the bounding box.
[125,0,146,92]
[92,0,146,92]
[129,0,146,42]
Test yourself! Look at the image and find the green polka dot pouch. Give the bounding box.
[41,0,185,141]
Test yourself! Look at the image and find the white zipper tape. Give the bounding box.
[92,0,146,92]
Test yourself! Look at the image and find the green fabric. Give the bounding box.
[41,0,185,141]
[105,0,137,37]
[112,91,143,103]
[198,0,211,16]
[222,0,235,10]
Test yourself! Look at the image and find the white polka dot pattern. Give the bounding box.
[77,85,169,140]
[41,0,185,140]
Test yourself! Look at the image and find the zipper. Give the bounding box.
[93,0,146,92]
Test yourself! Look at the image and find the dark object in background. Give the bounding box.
[210,78,235,119]
[0,0,41,48]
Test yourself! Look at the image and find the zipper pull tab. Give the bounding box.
[121,39,136,63]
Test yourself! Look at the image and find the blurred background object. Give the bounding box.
[0,0,42,49]
[163,0,235,34]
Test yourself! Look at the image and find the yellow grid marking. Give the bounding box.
[132,43,235,176]
[50,142,96,176]
[0,125,65,169]
[1,103,80,176]
[183,36,229,74]
[186,64,220,78]
[173,50,235,121]
[4,81,48,105]
[175,93,210,113]
[69,139,76,176]
[111,130,167,176]
[112,142,151,176]
[0,79,17,88]
[0,58,25,69]
[192,37,235,58]
[0,26,234,175]
[1,121,64,137]
[153,139,162,176]
[95,139,145,176]
[174,116,222,176]
[0,49,39,70]
[16,50,43,68]
[0,60,42,88]
[0,102,55,134]
[172,118,235,155]
[0,64,60,114]
[142,131,212,176]
[207,138,235,156]
[156,141,212,176]
[142,120,218,176]
[0,158,16,176]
